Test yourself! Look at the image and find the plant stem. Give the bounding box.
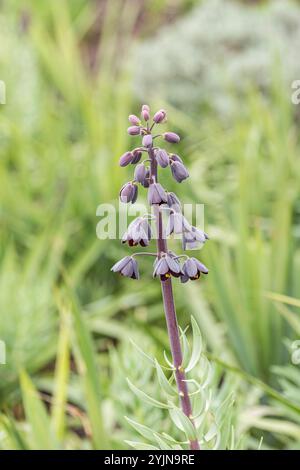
[149,147,200,451]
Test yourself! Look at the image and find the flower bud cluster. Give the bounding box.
[111,105,209,282]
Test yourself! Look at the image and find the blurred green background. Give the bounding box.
[1,0,300,450]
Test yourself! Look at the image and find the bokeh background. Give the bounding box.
[1,0,300,450]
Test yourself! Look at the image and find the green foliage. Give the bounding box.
[135,0,300,116]
[120,318,244,450]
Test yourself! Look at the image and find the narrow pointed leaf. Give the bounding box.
[127,379,172,409]
[186,317,202,373]
[155,360,177,397]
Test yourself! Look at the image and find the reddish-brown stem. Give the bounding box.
[149,147,200,451]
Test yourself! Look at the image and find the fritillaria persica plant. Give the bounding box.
[111,105,209,450]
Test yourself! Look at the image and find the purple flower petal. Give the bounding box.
[165,255,181,275]
[141,169,150,188]
[121,261,134,278]
[111,256,131,273]
[132,259,139,279]
[128,126,141,136]
[184,258,198,278]
[170,154,183,164]
[119,182,135,203]
[134,163,147,183]
[193,258,208,274]
[131,184,138,204]
[155,149,169,168]
[148,183,167,205]
[165,213,174,236]
[154,258,169,276]
[180,273,189,283]
[119,151,134,167]
[142,134,153,148]
[131,149,142,164]
[171,161,189,183]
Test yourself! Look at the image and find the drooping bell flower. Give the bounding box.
[134,163,147,183]
[148,182,168,205]
[153,254,181,281]
[111,256,139,280]
[122,217,151,247]
[182,226,209,250]
[180,257,208,283]
[171,161,189,183]
[119,182,138,204]
[155,149,169,168]
[166,212,191,236]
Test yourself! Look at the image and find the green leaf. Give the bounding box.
[125,441,158,450]
[154,360,177,397]
[185,317,202,373]
[20,370,59,450]
[153,433,173,450]
[179,327,190,369]
[125,417,156,442]
[126,379,172,409]
[163,351,175,370]
[51,298,71,441]
[0,415,29,450]
[169,406,198,442]
[129,339,156,367]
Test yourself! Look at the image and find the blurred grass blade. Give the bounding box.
[20,370,59,450]
[51,294,71,441]
[66,286,110,449]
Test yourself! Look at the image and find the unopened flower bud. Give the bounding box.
[142,134,153,148]
[141,109,150,121]
[128,126,141,136]
[119,151,134,167]
[153,109,166,124]
[129,114,141,126]
[134,163,147,183]
[155,149,169,168]
[119,182,138,204]
[163,132,180,143]
[171,161,189,183]
[141,104,150,121]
